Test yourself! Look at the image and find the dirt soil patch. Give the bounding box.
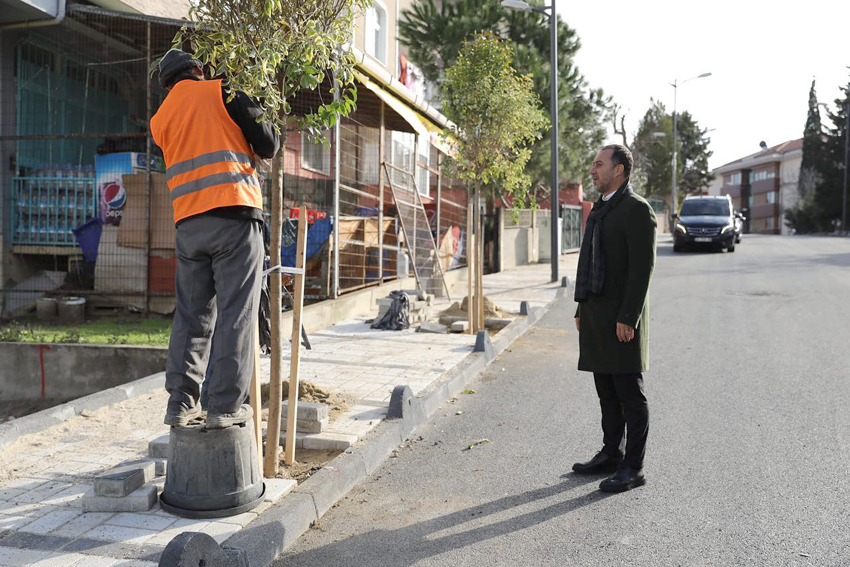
[276,449,343,483]
[439,296,512,320]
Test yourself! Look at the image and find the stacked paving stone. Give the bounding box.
[281,402,329,433]
[376,290,433,324]
[81,459,159,512]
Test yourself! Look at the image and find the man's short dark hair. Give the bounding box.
[602,144,633,179]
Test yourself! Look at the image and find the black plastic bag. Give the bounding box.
[371,291,410,331]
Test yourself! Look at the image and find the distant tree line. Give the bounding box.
[786,77,850,233]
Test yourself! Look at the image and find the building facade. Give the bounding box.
[712,139,802,235]
[0,0,465,318]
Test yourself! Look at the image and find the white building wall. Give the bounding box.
[779,151,802,235]
[707,173,724,196]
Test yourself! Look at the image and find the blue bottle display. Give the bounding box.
[12,164,97,245]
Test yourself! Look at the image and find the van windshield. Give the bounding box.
[680,200,730,216]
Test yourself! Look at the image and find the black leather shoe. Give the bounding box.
[572,451,623,474]
[599,466,645,493]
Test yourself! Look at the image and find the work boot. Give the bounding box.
[206,404,253,429]
[164,402,202,427]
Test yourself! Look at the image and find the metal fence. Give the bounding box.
[503,209,534,229]
[0,5,466,320]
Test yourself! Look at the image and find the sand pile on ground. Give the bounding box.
[439,296,510,320]
[260,380,349,427]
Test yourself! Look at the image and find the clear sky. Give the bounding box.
[559,0,850,170]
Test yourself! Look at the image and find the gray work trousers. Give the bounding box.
[166,215,263,415]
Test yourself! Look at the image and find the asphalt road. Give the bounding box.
[275,235,850,567]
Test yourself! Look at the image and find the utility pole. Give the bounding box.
[843,97,849,234]
[670,79,678,230]
[549,0,559,282]
[669,72,711,227]
[501,0,558,281]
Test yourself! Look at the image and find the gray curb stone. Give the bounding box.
[222,286,567,566]
[0,372,166,451]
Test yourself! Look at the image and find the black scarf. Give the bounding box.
[574,183,633,302]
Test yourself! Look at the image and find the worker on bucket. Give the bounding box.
[151,49,279,429]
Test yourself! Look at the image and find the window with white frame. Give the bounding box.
[301,132,331,176]
[417,136,430,198]
[365,0,387,64]
[726,172,741,186]
[390,131,415,188]
[751,169,776,183]
[766,191,776,204]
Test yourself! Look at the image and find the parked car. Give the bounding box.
[672,195,736,253]
[733,211,745,243]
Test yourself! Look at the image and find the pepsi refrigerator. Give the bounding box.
[94,152,164,297]
[96,152,162,226]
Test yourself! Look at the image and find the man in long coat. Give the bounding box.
[572,144,657,493]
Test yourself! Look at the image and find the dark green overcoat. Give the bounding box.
[575,189,657,374]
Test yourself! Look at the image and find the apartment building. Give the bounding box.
[711,139,802,235]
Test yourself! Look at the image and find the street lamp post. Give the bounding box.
[670,72,711,225]
[502,0,559,282]
[842,97,849,234]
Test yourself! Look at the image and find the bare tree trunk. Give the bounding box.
[264,120,286,477]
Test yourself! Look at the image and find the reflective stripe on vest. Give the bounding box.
[166,150,259,202]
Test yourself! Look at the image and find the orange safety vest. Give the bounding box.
[150,79,263,224]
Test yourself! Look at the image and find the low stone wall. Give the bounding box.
[0,342,167,404]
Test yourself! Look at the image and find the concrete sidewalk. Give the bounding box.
[0,255,578,567]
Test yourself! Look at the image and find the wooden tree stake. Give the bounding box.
[284,206,308,466]
[250,323,263,475]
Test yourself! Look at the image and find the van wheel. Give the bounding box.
[673,244,682,253]
[727,243,735,253]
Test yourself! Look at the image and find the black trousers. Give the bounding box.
[593,372,649,470]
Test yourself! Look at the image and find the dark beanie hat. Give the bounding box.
[158,49,201,88]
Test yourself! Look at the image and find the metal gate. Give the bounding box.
[561,205,582,252]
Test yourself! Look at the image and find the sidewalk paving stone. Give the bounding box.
[18,510,82,535]
[199,521,241,544]
[29,552,94,567]
[82,524,159,545]
[104,513,176,532]
[0,545,52,566]
[51,513,114,539]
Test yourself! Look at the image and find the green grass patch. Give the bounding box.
[0,317,172,346]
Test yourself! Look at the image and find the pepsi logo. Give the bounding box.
[103,183,126,209]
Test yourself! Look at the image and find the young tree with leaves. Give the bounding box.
[400,0,610,193]
[174,0,368,473]
[441,33,547,331]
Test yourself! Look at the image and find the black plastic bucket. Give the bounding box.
[160,418,265,519]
